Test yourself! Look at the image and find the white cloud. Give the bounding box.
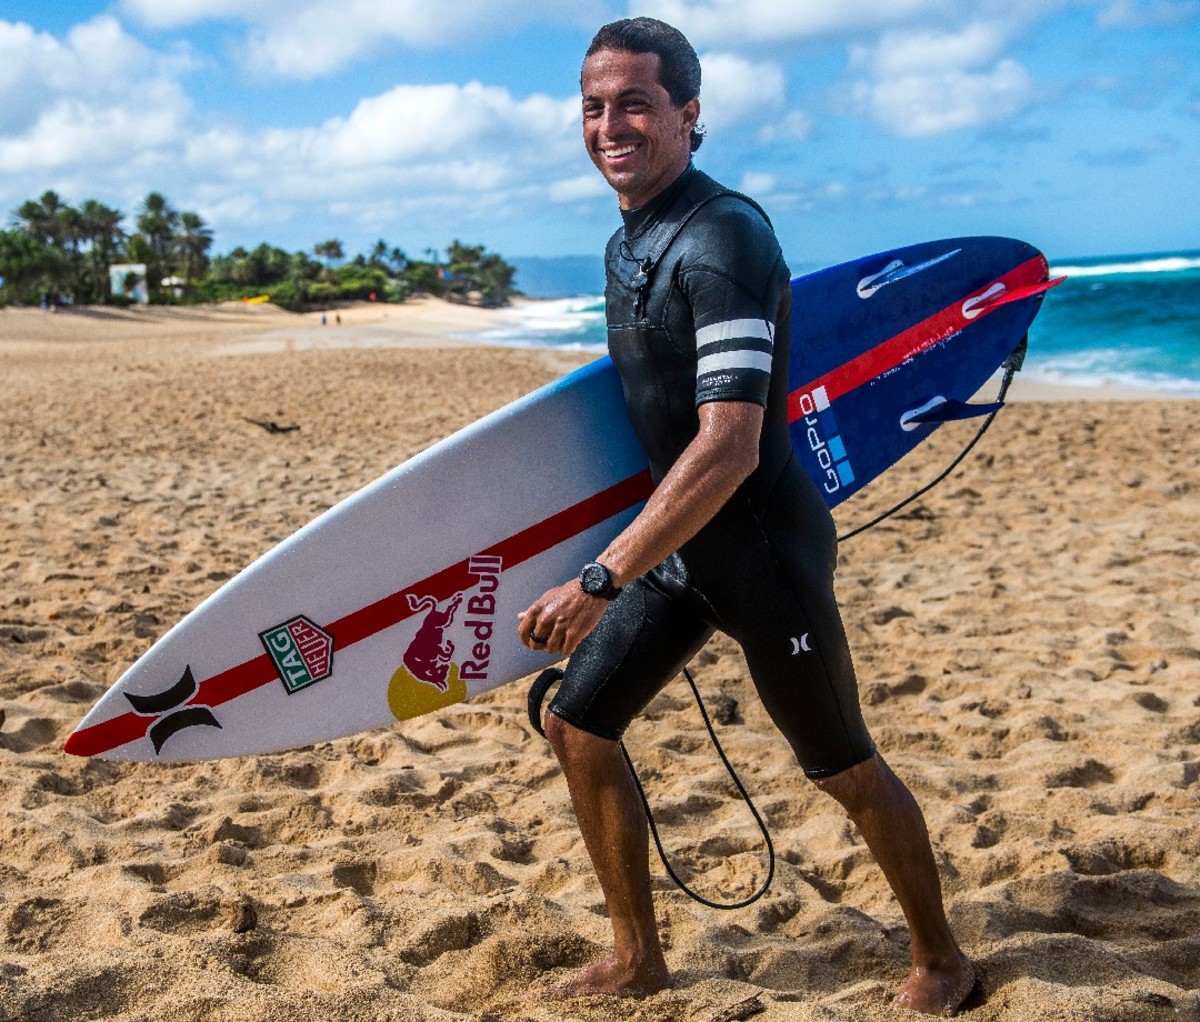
[549,174,610,202]
[739,171,776,195]
[174,81,584,232]
[120,0,591,79]
[758,110,813,143]
[846,22,1034,137]
[320,83,578,166]
[0,16,184,132]
[698,52,786,131]
[118,0,270,29]
[636,0,948,46]
[171,81,579,207]
[852,59,1033,137]
[853,22,1009,77]
[0,16,192,170]
[0,98,188,174]
[0,14,590,254]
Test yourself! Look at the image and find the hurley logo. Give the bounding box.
[259,616,335,694]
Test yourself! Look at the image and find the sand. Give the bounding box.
[1,300,1196,1022]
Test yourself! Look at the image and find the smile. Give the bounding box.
[602,143,640,159]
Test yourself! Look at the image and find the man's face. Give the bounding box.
[581,48,699,211]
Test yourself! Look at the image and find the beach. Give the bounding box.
[1,301,1197,1022]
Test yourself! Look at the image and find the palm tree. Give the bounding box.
[313,238,344,271]
[176,211,214,289]
[12,190,70,246]
[10,191,79,300]
[136,191,179,297]
[79,200,125,302]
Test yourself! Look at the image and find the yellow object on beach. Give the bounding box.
[243,294,271,304]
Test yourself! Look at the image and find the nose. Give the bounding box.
[598,102,629,139]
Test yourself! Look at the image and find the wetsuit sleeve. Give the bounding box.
[677,201,784,408]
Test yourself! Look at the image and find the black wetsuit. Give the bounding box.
[549,166,874,779]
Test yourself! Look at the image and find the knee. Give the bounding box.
[812,752,889,815]
[544,710,616,769]
[543,707,571,755]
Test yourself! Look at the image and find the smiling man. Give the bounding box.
[518,17,975,1016]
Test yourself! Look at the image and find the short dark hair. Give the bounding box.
[584,17,706,152]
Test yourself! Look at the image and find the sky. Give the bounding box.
[2,0,1198,269]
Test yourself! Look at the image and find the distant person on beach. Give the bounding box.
[518,17,975,1015]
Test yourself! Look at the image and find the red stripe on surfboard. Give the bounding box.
[64,468,655,758]
[328,468,654,648]
[787,255,1050,422]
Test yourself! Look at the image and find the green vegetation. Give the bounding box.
[1,189,518,311]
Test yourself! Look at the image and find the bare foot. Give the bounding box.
[554,954,670,1000]
[892,954,977,1017]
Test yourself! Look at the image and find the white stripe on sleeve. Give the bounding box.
[696,349,774,376]
[694,318,775,347]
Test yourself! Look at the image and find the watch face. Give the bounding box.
[580,562,610,595]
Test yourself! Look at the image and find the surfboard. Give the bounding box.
[65,236,1061,762]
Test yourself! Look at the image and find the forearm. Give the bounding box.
[517,402,763,654]
[599,402,761,588]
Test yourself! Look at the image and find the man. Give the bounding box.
[518,17,975,1016]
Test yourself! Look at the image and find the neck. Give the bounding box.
[620,160,693,212]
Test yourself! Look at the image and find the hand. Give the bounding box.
[517,580,608,655]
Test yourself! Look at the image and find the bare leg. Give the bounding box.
[544,711,670,998]
[816,752,975,1016]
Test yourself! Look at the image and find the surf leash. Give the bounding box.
[529,666,775,910]
[836,335,1027,543]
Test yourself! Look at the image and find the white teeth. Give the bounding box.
[605,144,638,158]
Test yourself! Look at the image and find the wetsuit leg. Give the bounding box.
[687,470,875,779]
[549,570,714,741]
[737,578,875,779]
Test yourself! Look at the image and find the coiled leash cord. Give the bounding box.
[529,665,775,909]
[528,337,1027,908]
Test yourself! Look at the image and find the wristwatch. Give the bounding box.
[579,561,622,600]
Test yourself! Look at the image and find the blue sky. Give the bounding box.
[2,1,1198,268]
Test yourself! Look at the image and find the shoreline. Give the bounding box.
[3,298,1196,402]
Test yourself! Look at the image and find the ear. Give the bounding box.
[680,97,700,137]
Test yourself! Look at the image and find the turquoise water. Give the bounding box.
[479,250,1200,395]
[1031,252,1200,394]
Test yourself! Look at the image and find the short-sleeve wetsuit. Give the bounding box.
[548,165,875,779]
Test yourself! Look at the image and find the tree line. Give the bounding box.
[0,190,518,310]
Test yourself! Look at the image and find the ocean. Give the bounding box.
[483,250,1200,396]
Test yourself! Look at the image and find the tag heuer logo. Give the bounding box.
[260,616,334,694]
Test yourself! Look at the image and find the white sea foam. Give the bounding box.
[1025,350,1200,396]
[1025,367,1200,395]
[1050,255,1200,278]
[463,296,607,352]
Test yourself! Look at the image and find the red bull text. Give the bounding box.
[460,554,502,682]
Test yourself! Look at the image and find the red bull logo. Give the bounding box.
[401,592,463,691]
[388,555,503,721]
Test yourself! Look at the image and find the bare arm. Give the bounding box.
[517,400,763,654]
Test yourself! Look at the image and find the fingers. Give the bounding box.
[524,612,566,654]
[519,582,607,654]
[518,598,561,652]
